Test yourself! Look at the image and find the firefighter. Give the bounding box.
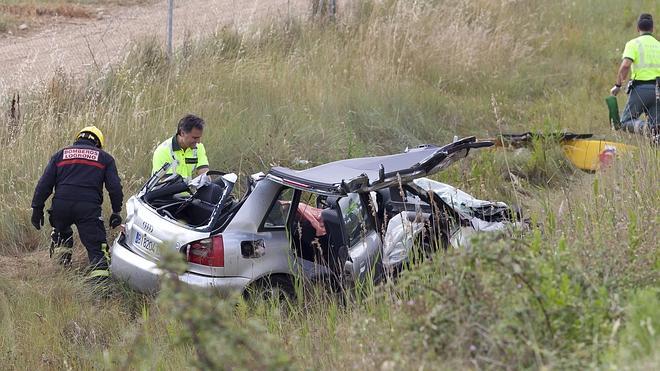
[152,114,210,179]
[31,126,123,280]
[610,13,660,136]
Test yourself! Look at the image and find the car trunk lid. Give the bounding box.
[123,196,210,261]
[123,196,231,276]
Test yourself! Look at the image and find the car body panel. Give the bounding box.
[123,196,233,277]
[124,197,209,259]
[336,193,382,280]
[229,230,295,279]
[223,177,280,233]
[112,238,250,294]
[345,230,381,280]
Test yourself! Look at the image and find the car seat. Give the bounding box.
[195,182,224,205]
[180,183,225,226]
[291,212,319,262]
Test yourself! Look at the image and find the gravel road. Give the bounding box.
[0,0,309,95]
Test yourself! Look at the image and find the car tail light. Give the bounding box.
[187,235,224,267]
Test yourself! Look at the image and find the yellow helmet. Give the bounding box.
[77,126,105,149]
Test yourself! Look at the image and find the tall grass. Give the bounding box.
[0,0,658,368]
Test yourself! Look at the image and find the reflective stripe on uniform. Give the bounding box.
[89,269,110,278]
[101,243,111,263]
[193,147,197,174]
[168,142,180,175]
[636,39,660,69]
[168,142,198,176]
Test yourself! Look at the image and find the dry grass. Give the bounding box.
[0,0,658,368]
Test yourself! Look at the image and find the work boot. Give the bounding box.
[86,268,112,300]
[50,228,74,267]
[53,246,73,266]
[85,242,112,287]
[86,267,110,288]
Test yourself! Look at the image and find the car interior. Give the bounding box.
[141,171,244,229]
[279,191,348,279]
[263,187,348,282]
[279,182,457,275]
[376,184,455,251]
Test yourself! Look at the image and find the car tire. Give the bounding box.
[245,275,295,303]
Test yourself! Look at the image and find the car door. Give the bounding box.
[230,182,298,280]
[336,192,382,282]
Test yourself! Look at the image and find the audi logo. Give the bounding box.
[142,221,154,234]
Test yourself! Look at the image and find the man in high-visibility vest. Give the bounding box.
[152,114,210,178]
[31,126,123,281]
[611,13,660,136]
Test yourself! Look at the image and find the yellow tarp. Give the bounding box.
[561,139,636,171]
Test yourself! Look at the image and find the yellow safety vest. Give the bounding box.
[152,136,209,179]
[622,34,660,81]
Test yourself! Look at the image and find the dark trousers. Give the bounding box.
[49,199,108,269]
[620,84,659,134]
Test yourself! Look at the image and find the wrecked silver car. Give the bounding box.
[111,137,514,296]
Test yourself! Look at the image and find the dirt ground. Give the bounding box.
[0,0,310,96]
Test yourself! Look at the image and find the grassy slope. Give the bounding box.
[1,0,658,369]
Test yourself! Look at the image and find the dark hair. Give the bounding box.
[638,13,653,32]
[176,114,205,135]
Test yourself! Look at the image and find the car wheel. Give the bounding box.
[245,275,295,303]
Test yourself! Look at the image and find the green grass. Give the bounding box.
[1,0,659,369]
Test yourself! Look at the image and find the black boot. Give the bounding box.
[50,228,74,267]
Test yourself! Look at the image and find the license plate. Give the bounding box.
[134,231,158,254]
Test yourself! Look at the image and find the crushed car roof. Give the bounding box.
[268,136,493,195]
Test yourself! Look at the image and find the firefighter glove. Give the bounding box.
[109,213,122,229]
[31,208,44,230]
[610,85,621,96]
